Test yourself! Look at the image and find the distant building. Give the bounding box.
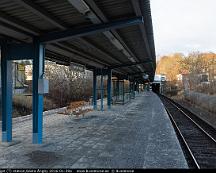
[0,60,28,94]
[154,74,166,82]
[152,74,166,93]
[25,65,33,81]
[176,74,183,81]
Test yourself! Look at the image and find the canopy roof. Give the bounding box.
[0,0,156,82]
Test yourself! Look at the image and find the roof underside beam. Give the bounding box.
[76,38,122,64]
[46,44,105,68]
[128,71,151,76]
[58,42,121,64]
[46,44,127,75]
[39,17,144,43]
[68,0,145,72]
[110,60,152,69]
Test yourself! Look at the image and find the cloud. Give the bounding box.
[151,0,216,56]
[185,44,201,49]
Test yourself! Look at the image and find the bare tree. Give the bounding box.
[45,61,93,107]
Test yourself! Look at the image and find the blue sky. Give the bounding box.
[150,0,216,58]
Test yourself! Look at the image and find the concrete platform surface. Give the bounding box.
[0,92,188,168]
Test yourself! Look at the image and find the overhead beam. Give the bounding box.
[46,44,105,68]
[60,41,121,64]
[53,42,127,75]
[110,60,152,69]
[3,43,36,60]
[112,74,128,81]
[128,71,150,76]
[0,34,24,44]
[45,50,72,66]
[39,17,143,43]
[46,44,126,75]
[53,43,111,66]
[77,38,122,64]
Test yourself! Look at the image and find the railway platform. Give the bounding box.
[0,92,188,168]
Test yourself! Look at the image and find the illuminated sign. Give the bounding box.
[17,64,25,71]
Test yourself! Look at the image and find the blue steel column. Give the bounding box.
[107,69,112,110]
[93,69,97,110]
[32,41,45,144]
[100,72,104,111]
[1,44,13,142]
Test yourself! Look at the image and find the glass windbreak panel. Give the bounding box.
[112,80,125,104]
[124,80,131,103]
[0,56,1,120]
[12,60,33,118]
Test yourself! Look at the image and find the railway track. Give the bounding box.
[159,94,216,169]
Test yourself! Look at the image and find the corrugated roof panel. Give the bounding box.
[65,37,120,66]
[34,0,92,27]
[0,0,156,79]
[0,0,55,31]
[94,0,135,20]
[85,33,131,64]
[117,25,149,61]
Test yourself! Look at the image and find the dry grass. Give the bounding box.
[13,95,32,110]
[184,91,216,114]
[13,95,56,111]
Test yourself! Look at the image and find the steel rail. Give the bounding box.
[160,94,216,168]
[164,107,200,169]
[164,95,216,143]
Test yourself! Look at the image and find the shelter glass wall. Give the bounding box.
[112,80,131,105]
[0,56,1,120]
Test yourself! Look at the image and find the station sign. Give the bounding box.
[17,64,25,71]
[69,62,85,72]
